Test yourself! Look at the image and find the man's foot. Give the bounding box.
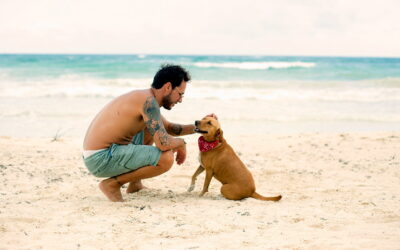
[99,178,123,202]
[126,180,147,193]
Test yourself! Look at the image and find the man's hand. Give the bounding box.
[174,144,187,165]
[204,113,218,120]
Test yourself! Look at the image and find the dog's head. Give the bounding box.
[194,117,223,142]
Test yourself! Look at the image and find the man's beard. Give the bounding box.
[162,94,174,110]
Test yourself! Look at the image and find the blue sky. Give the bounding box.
[1,0,399,57]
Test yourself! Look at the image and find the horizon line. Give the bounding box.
[0,52,399,59]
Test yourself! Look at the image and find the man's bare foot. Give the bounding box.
[99,178,123,202]
[126,180,147,193]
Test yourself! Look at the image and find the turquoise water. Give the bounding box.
[1,54,400,81]
[0,54,399,137]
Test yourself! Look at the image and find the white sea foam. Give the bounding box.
[1,77,399,137]
[0,77,152,98]
[1,77,400,103]
[184,87,400,102]
[193,61,316,70]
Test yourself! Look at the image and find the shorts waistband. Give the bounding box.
[82,149,106,159]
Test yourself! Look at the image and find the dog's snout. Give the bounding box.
[195,120,200,126]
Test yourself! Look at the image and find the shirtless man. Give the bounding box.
[83,65,198,202]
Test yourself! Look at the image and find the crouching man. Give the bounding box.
[83,64,197,202]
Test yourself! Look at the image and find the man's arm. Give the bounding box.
[142,96,185,151]
[161,116,195,136]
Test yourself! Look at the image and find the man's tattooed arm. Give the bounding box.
[143,96,185,150]
[170,124,183,135]
[161,116,196,136]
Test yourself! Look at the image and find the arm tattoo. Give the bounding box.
[143,96,170,146]
[158,127,169,146]
[170,123,183,135]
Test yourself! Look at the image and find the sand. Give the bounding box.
[1,132,399,249]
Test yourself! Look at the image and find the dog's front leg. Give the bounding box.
[200,169,213,196]
[188,165,205,192]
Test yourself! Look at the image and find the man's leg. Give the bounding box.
[99,150,174,202]
[126,179,146,193]
[126,128,155,193]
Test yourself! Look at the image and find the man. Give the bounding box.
[83,64,198,202]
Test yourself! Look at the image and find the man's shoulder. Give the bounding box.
[119,89,156,114]
[123,89,153,102]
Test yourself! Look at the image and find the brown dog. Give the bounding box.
[188,117,282,201]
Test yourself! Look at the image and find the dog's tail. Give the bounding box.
[251,192,282,202]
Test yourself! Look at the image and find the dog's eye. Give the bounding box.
[207,121,212,125]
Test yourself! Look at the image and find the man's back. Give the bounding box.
[83,89,150,150]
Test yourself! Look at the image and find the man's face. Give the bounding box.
[162,81,186,110]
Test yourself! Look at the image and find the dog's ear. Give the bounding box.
[216,128,224,141]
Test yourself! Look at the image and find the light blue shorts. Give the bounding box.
[83,131,162,178]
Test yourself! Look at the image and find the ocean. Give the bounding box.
[0,54,399,137]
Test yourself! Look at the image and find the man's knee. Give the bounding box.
[157,150,174,172]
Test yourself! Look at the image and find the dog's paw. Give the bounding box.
[187,185,195,192]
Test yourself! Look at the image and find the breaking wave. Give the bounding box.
[193,61,316,70]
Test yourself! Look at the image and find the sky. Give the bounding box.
[0,0,399,57]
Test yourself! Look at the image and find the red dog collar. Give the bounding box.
[198,136,219,152]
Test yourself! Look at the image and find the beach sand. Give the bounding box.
[1,132,399,249]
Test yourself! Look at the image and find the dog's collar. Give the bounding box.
[198,136,219,152]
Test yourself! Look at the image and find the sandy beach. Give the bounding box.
[1,131,399,249]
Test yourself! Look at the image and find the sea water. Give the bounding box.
[0,54,399,137]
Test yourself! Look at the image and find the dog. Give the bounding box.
[188,117,282,201]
